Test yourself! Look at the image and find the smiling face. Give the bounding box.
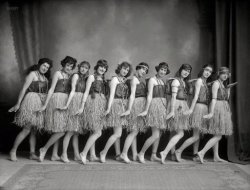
[181,69,191,78]
[202,66,213,79]
[157,67,168,77]
[219,72,229,81]
[96,65,106,75]
[120,66,130,77]
[137,67,147,78]
[39,63,50,74]
[79,64,89,75]
[63,63,74,74]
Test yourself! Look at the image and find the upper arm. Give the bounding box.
[194,79,202,97]
[147,78,155,97]
[49,71,60,92]
[171,79,180,94]
[212,81,219,99]
[84,75,95,95]
[22,72,35,92]
[71,74,79,91]
[109,77,118,97]
[129,77,138,97]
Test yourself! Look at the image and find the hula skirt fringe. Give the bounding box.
[67,92,85,134]
[84,94,107,131]
[14,92,46,130]
[106,99,128,128]
[206,101,233,136]
[44,93,69,133]
[189,103,209,133]
[167,99,190,131]
[126,97,147,132]
[146,98,168,129]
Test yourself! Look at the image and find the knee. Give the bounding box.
[178,130,184,138]
[193,135,199,142]
[152,131,160,139]
[216,135,222,141]
[96,130,102,137]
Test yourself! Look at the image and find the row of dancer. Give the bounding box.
[9,56,233,164]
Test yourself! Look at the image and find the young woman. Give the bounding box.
[38,56,77,162]
[59,61,90,162]
[137,62,170,164]
[119,62,149,163]
[77,59,109,164]
[174,64,213,162]
[197,67,233,163]
[100,61,132,163]
[160,64,192,164]
[9,58,53,161]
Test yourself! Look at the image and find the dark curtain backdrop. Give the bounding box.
[8,1,41,79]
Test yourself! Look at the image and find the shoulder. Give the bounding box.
[196,78,202,85]
[28,71,37,78]
[213,80,220,87]
[131,76,139,84]
[172,79,180,86]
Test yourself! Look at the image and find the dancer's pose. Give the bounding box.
[39,56,76,162]
[119,62,149,163]
[137,62,170,163]
[160,64,192,164]
[100,62,132,163]
[9,58,53,161]
[59,61,90,162]
[174,64,213,162]
[197,67,233,163]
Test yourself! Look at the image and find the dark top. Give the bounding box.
[197,84,209,104]
[217,82,229,101]
[135,80,147,98]
[114,82,129,99]
[176,78,188,100]
[54,79,70,94]
[152,85,166,98]
[75,75,88,93]
[27,81,48,94]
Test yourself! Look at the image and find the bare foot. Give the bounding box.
[29,152,38,160]
[214,157,228,163]
[137,153,146,164]
[175,150,184,162]
[80,153,87,165]
[51,155,60,161]
[39,148,46,162]
[120,153,131,164]
[132,154,138,161]
[197,152,204,164]
[171,154,177,161]
[74,155,81,161]
[100,151,106,163]
[150,154,161,162]
[90,155,100,162]
[10,151,17,162]
[160,151,167,164]
[60,155,70,163]
[115,154,122,161]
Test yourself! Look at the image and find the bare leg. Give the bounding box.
[170,131,176,161]
[120,130,138,163]
[132,135,138,161]
[213,141,228,162]
[197,135,222,164]
[138,127,160,164]
[115,138,121,160]
[160,130,184,164]
[39,132,65,162]
[29,129,38,160]
[51,140,60,161]
[61,131,74,163]
[72,133,80,161]
[80,130,102,164]
[100,126,122,163]
[175,129,199,162]
[151,137,161,162]
[10,128,31,161]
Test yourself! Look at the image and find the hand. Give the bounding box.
[120,110,131,117]
[183,109,192,116]
[166,112,174,120]
[138,111,147,117]
[8,104,20,112]
[57,106,68,110]
[37,105,46,112]
[203,113,213,119]
[75,108,84,115]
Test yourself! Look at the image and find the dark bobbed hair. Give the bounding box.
[26,58,53,79]
[155,62,170,75]
[175,63,192,82]
[61,56,77,69]
[136,62,149,74]
[115,61,132,78]
[94,59,108,73]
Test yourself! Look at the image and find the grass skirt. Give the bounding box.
[147,98,168,129]
[167,99,190,131]
[84,94,107,131]
[67,92,85,134]
[126,97,147,132]
[106,99,128,128]
[189,103,209,133]
[14,92,46,130]
[44,93,69,133]
[206,101,233,135]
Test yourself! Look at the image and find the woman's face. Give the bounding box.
[137,67,147,77]
[158,67,168,77]
[97,66,107,75]
[219,72,229,81]
[39,63,50,74]
[202,66,213,79]
[79,64,89,75]
[120,66,130,77]
[63,63,74,74]
[181,69,191,78]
